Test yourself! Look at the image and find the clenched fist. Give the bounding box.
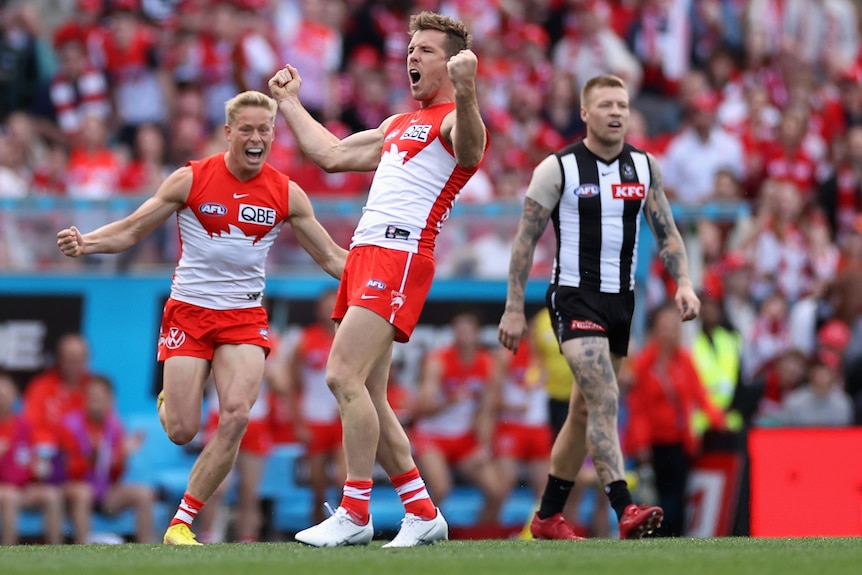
[268,64,302,102]
[57,226,85,257]
[446,49,478,86]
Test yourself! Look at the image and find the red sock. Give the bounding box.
[390,467,436,520]
[340,479,373,525]
[170,493,205,528]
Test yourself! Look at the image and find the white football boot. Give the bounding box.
[382,508,448,548]
[295,504,374,547]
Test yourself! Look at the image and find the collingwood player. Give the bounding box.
[498,74,700,540]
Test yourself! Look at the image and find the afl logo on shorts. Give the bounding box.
[199,202,227,216]
[574,184,600,198]
[160,327,186,350]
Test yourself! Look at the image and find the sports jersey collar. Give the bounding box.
[580,139,627,166]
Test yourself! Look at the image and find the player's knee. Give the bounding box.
[217,403,251,441]
[325,371,361,403]
[166,420,199,446]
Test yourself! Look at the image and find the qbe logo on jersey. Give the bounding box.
[611,183,646,200]
[400,124,432,142]
[239,203,276,226]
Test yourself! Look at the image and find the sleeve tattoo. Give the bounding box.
[644,154,691,285]
[506,197,553,311]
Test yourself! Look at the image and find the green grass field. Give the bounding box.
[0,538,860,575]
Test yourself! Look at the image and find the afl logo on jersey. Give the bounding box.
[574,184,600,198]
[200,202,227,216]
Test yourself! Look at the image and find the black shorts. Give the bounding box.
[546,285,635,357]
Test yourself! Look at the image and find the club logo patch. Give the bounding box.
[200,202,227,216]
[160,327,186,350]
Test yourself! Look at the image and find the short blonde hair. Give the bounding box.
[409,11,471,55]
[580,75,628,107]
[224,91,277,126]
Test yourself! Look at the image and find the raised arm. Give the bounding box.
[269,64,387,173]
[286,180,349,279]
[440,50,486,168]
[642,153,700,321]
[498,156,560,352]
[57,167,190,257]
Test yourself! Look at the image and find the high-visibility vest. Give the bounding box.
[532,308,575,402]
[691,327,743,433]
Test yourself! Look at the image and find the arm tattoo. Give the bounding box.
[506,197,552,312]
[644,154,691,285]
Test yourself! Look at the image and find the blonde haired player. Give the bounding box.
[57,90,347,545]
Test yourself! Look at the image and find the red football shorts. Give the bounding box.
[412,431,482,466]
[332,245,435,343]
[157,298,271,361]
[305,420,343,457]
[494,422,552,461]
[238,419,273,456]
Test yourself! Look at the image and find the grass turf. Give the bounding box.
[0,538,859,575]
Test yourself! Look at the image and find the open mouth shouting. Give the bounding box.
[608,121,623,130]
[245,147,264,162]
[409,68,421,87]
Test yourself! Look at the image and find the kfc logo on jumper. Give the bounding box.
[239,204,276,225]
[391,290,406,313]
[399,124,432,142]
[199,202,227,216]
[611,183,646,200]
[160,327,186,350]
[570,319,606,332]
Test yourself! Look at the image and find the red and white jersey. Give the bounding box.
[351,103,482,256]
[296,323,339,423]
[414,346,492,437]
[500,346,549,427]
[171,154,290,310]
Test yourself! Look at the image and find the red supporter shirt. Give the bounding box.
[625,343,724,457]
[23,369,90,447]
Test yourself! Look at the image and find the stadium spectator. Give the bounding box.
[0,132,30,198]
[661,90,745,206]
[0,371,64,546]
[0,2,50,120]
[49,25,111,140]
[819,125,862,244]
[58,374,157,543]
[774,349,854,427]
[625,302,725,536]
[22,333,96,544]
[487,329,552,512]
[118,123,169,195]
[412,309,506,526]
[283,290,346,525]
[102,1,168,148]
[749,348,809,425]
[551,1,643,98]
[65,114,124,199]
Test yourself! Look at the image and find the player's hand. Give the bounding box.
[675,283,700,322]
[57,226,84,257]
[447,49,478,85]
[498,309,528,353]
[268,64,302,102]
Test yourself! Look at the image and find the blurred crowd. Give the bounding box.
[2,0,862,541]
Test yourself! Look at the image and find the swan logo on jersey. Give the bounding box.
[160,327,186,350]
[239,204,276,226]
[400,124,432,142]
[574,183,600,198]
[366,279,386,290]
[391,290,406,313]
[384,129,400,142]
[199,202,227,216]
[611,183,646,200]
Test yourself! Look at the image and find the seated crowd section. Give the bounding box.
[1,0,862,543]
